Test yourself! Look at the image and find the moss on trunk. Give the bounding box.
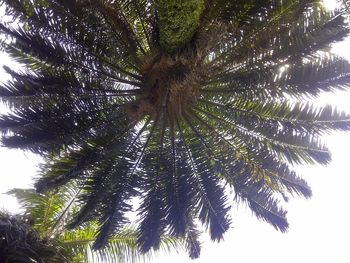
[156,0,205,53]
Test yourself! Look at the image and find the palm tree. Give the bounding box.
[6,185,183,262]
[1,0,350,258]
[0,210,70,263]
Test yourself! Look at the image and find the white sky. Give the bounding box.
[1,1,350,262]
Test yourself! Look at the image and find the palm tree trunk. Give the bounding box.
[156,0,205,52]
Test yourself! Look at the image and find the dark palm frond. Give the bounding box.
[197,109,315,198]
[234,179,289,232]
[137,116,167,253]
[184,220,201,259]
[0,210,70,263]
[8,185,185,263]
[163,123,199,241]
[91,159,135,251]
[204,54,350,100]
[177,117,231,241]
[1,0,350,259]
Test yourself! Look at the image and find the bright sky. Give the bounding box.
[1,1,350,262]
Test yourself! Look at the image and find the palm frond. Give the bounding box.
[0,210,70,263]
[234,181,289,232]
[8,184,185,262]
[1,0,350,259]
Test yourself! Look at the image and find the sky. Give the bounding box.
[0,1,350,262]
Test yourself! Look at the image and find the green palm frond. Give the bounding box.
[8,186,185,263]
[61,224,183,263]
[8,186,79,237]
[1,0,350,259]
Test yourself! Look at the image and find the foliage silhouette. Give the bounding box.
[4,186,183,262]
[0,210,70,263]
[1,0,350,258]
